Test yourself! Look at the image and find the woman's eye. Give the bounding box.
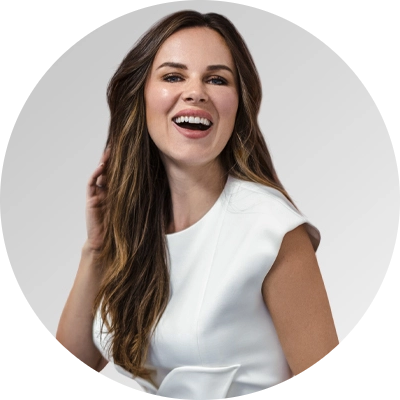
[207,76,227,85]
[163,75,183,83]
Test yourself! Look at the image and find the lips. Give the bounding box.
[172,109,214,139]
[172,109,213,123]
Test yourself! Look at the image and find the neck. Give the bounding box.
[162,157,228,234]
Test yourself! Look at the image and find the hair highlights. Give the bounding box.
[93,10,299,379]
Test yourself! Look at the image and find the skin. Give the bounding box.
[144,27,239,234]
[57,26,338,378]
[56,148,111,371]
[145,26,338,374]
[262,224,339,375]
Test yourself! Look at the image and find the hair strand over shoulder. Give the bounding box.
[93,10,299,379]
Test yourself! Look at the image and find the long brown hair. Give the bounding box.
[93,10,299,379]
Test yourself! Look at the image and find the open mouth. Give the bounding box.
[173,116,213,131]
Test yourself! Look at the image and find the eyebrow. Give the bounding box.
[156,62,234,75]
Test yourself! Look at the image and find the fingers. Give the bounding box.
[87,162,106,198]
[97,146,111,187]
[87,146,111,198]
[101,145,111,164]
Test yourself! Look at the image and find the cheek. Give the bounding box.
[146,86,176,119]
[218,93,239,127]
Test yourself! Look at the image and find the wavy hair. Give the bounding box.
[93,10,299,379]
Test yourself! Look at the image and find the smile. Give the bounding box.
[173,116,212,131]
[173,116,211,126]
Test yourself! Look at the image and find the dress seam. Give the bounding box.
[235,182,309,220]
[195,179,239,365]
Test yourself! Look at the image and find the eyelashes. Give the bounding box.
[207,76,228,85]
[163,74,183,83]
[162,74,228,85]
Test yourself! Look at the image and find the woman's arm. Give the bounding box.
[56,242,108,372]
[56,147,111,372]
[261,223,338,375]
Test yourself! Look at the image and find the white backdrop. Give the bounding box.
[0,0,400,388]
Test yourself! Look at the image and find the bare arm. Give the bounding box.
[56,243,108,371]
[262,223,338,375]
[56,147,111,372]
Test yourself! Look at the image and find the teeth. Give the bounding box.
[174,115,211,126]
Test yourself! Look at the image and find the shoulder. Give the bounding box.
[228,176,304,221]
[227,175,302,218]
[226,175,321,252]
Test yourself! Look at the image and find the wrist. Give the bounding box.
[82,240,102,258]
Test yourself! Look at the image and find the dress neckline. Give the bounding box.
[165,174,234,239]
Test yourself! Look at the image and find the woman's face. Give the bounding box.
[144,27,239,170]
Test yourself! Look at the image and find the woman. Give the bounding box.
[57,10,338,399]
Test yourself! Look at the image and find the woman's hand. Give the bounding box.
[85,146,111,252]
[57,149,112,370]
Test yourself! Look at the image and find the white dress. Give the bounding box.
[93,175,321,399]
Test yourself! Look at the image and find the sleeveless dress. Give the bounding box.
[93,175,321,399]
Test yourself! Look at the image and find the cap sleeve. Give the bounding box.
[230,180,321,253]
[302,218,321,252]
[269,192,321,253]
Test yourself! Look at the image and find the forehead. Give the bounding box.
[153,27,235,69]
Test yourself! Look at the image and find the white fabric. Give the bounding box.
[93,175,321,398]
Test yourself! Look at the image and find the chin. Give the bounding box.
[166,153,218,169]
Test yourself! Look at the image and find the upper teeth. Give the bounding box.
[174,116,211,126]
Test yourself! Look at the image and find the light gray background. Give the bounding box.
[1,0,398,392]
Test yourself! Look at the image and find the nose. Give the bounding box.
[181,79,208,103]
